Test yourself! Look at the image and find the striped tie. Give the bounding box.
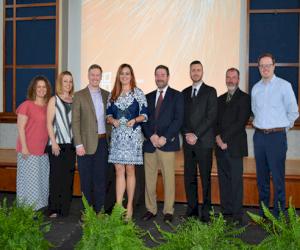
[155,90,164,119]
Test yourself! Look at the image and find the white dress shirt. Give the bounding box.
[155,85,169,106]
[191,81,203,97]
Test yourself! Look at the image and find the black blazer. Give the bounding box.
[142,87,184,153]
[215,88,251,157]
[182,83,218,148]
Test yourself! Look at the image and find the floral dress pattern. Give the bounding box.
[107,87,148,165]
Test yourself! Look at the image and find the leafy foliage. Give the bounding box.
[0,198,51,250]
[76,196,300,250]
[76,196,148,250]
[247,200,300,250]
[153,213,250,250]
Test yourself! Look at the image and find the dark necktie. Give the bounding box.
[155,90,164,120]
[226,93,232,103]
[192,88,197,98]
[155,90,163,119]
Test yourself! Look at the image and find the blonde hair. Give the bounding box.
[55,71,74,96]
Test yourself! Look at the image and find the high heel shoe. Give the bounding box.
[125,207,133,221]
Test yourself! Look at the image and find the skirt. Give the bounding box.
[16,153,50,211]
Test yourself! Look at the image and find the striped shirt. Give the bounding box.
[49,95,73,145]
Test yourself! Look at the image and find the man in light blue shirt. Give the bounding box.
[251,53,299,217]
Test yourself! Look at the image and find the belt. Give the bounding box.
[255,127,285,134]
[98,133,106,139]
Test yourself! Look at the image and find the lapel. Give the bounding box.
[148,91,156,117]
[188,86,193,99]
[191,83,206,103]
[226,88,240,107]
[158,87,171,117]
[196,83,206,98]
[83,87,97,119]
[100,88,108,110]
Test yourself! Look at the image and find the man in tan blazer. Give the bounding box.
[72,64,111,213]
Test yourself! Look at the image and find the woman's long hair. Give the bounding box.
[55,71,74,96]
[27,75,52,103]
[110,64,137,102]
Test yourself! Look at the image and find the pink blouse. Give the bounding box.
[16,100,48,156]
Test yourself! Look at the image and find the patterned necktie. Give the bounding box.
[155,90,164,119]
[226,93,232,103]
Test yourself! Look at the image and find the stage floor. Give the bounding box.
[0,192,284,250]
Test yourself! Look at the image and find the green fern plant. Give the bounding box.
[247,199,300,250]
[76,196,148,250]
[153,212,251,250]
[0,198,51,250]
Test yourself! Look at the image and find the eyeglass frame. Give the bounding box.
[258,63,274,69]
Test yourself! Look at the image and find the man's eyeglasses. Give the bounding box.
[258,64,274,69]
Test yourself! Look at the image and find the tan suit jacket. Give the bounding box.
[72,87,111,154]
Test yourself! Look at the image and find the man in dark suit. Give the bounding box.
[142,65,184,222]
[182,60,218,222]
[72,64,111,213]
[215,68,251,224]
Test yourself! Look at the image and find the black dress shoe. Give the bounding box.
[232,216,244,226]
[186,212,199,219]
[200,216,210,223]
[142,211,156,221]
[163,213,173,222]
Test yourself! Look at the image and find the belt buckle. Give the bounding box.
[263,129,270,134]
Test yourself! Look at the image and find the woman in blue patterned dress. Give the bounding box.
[107,64,147,219]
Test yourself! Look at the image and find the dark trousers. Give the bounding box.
[77,138,108,213]
[183,146,212,220]
[216,150,243,220]
[48,144,76,216]
[253,130,287,216]
[104,163,116,212]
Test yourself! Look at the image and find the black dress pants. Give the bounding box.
[48,143,76,216]
[183,145,212,221]
[216,150,243,220]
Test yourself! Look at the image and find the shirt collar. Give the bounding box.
[228,87,238,96]
[192,80,203,91]
[261,74,276,85]
[88,85,101,94]
[157,85,169,94]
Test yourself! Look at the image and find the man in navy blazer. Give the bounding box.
[142,65,184,222]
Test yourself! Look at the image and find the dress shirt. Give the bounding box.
[226,87,238,103]
[88,86,106,134]
[251,75,299,129]
[191,81,203,97]
[155,85,168,106]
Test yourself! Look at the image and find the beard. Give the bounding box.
[191,75,202,83]
[226,83,237,92]
[156,80,167,89]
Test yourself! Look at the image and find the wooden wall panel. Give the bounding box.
[1,149,300,208]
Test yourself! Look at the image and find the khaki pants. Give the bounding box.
[144,149,175,215]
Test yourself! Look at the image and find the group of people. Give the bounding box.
[16,72,75,217]
[16,53,299,224]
